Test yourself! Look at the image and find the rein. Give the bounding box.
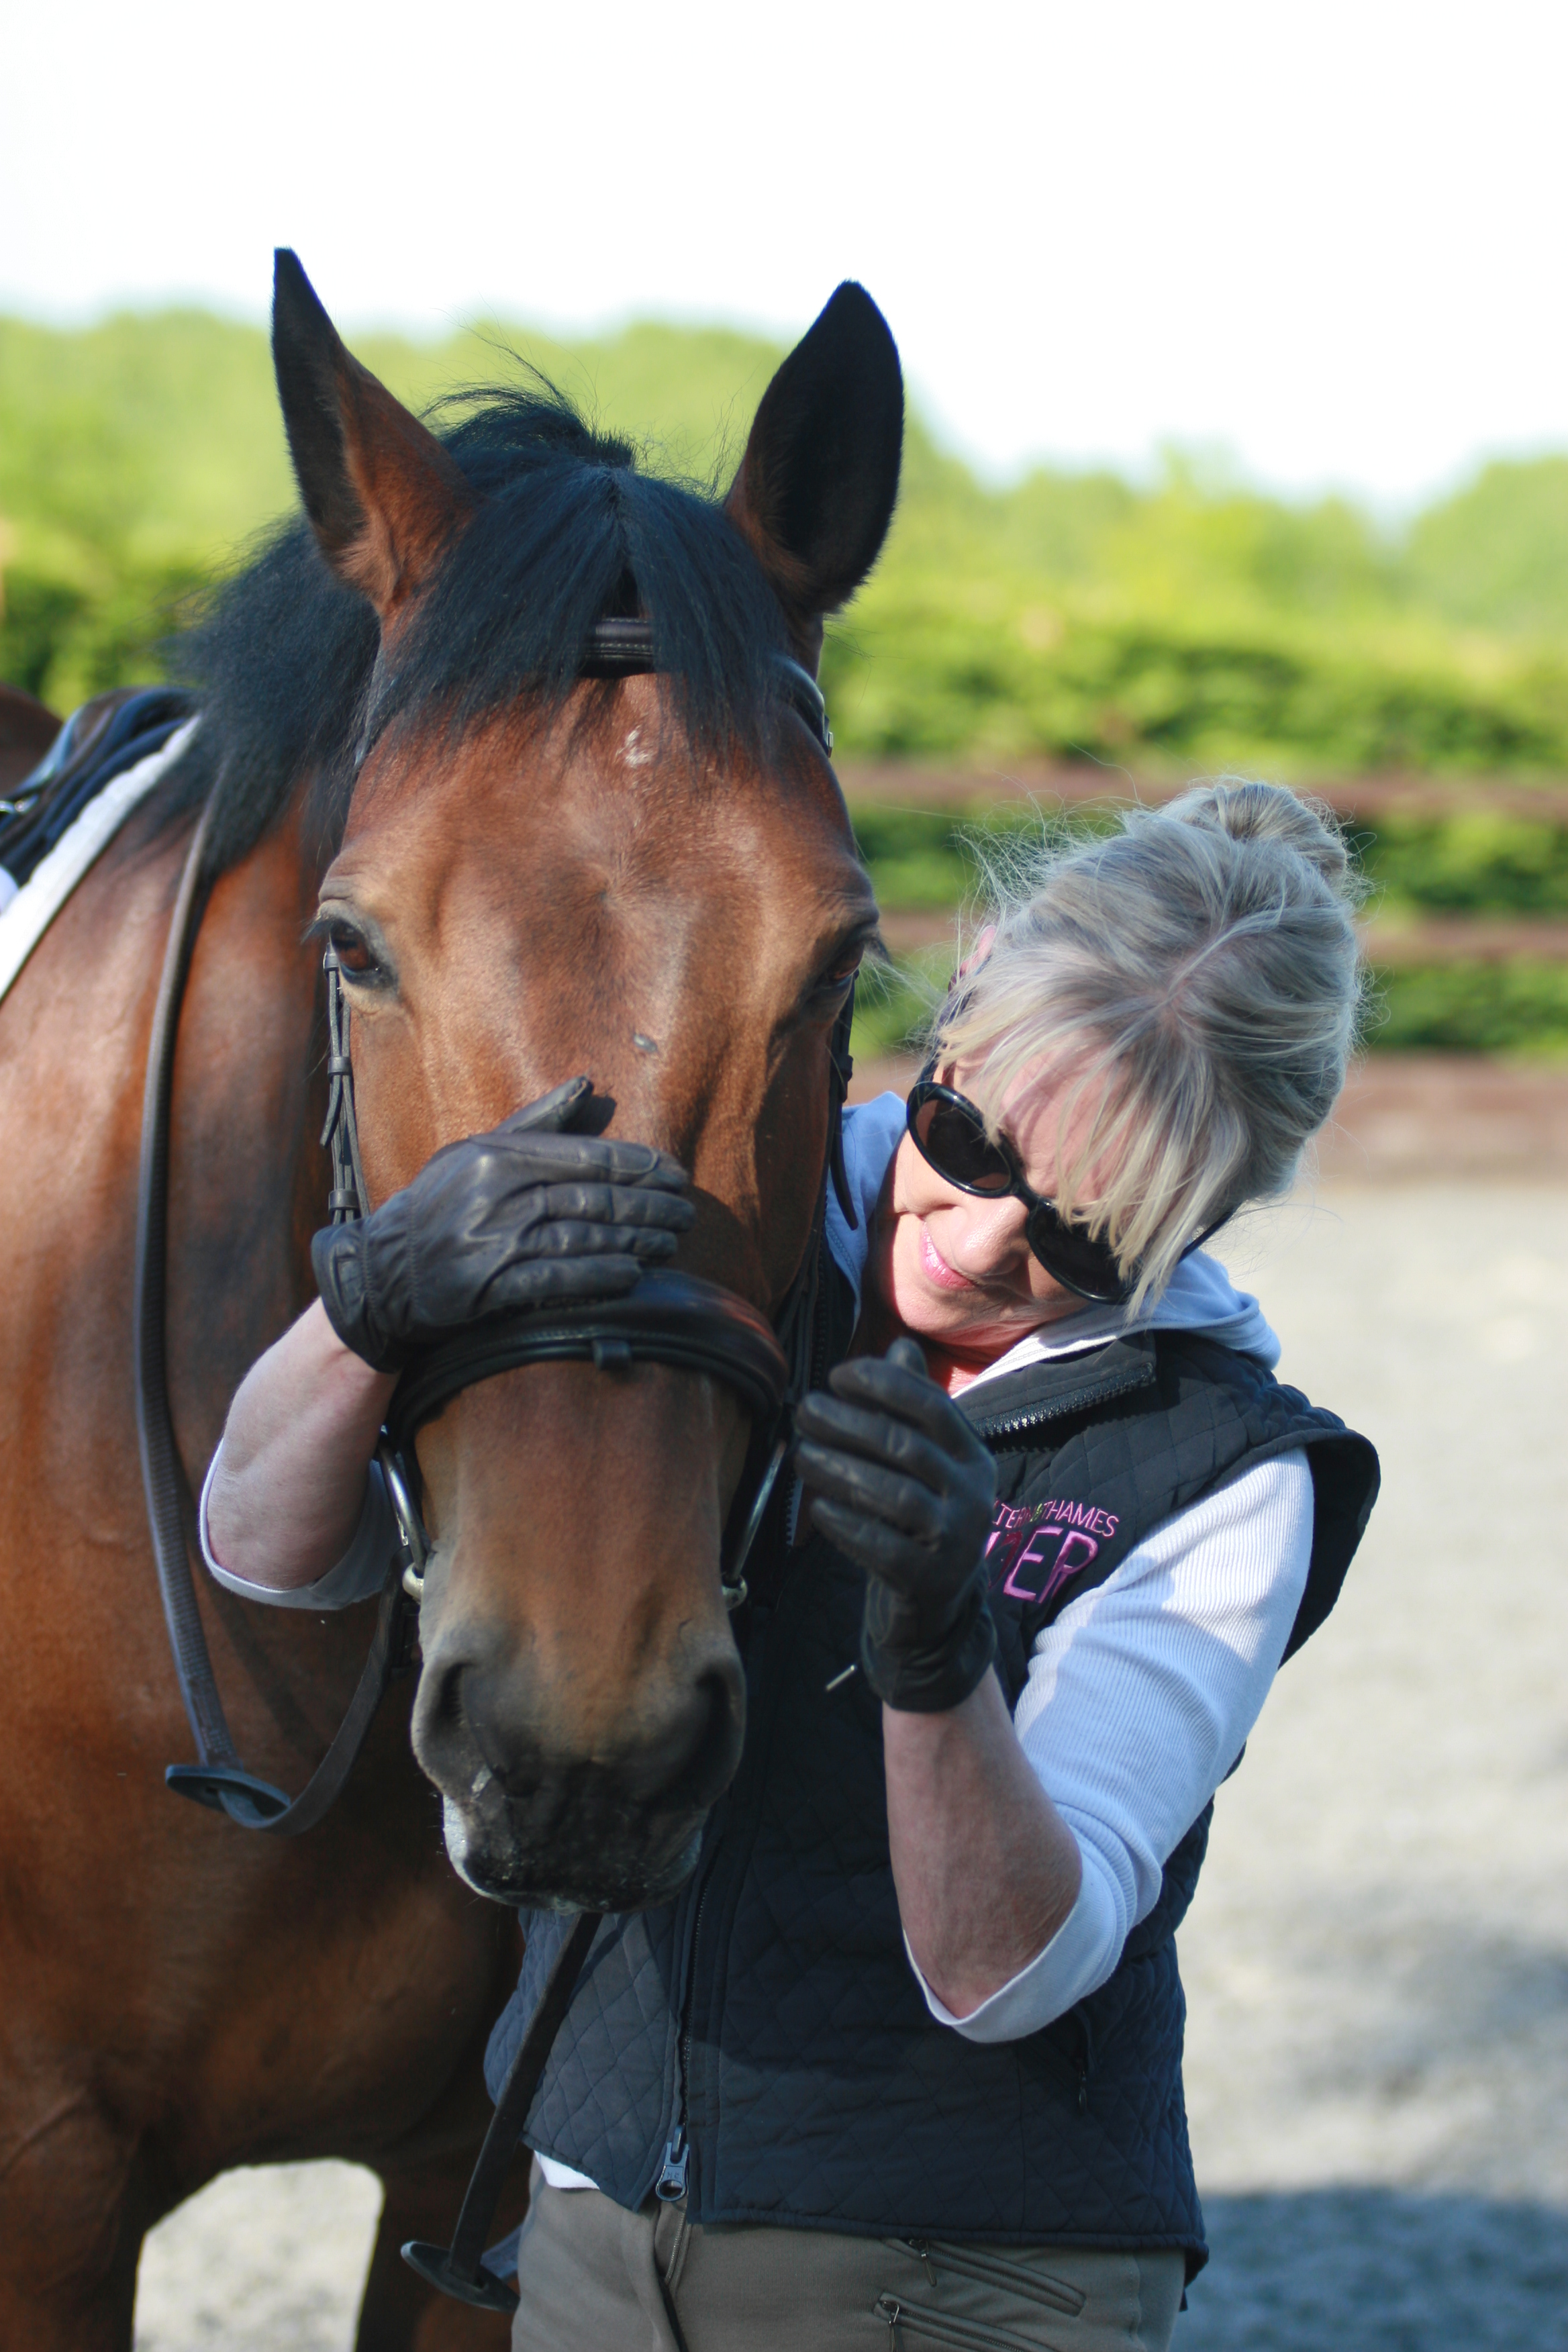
[140,809,420,1833]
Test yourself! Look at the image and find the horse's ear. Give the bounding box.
[725,283,903,671]
[271,248,473,621]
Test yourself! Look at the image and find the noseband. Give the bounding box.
[385,1277,789,1449]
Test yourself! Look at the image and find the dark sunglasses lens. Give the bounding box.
[912,1093,1014,1194]
[1026,1203,1129,1302]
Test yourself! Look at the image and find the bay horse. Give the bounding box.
[0,252,901,2350]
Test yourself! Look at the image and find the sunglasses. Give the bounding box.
[905,1072,1135,1304]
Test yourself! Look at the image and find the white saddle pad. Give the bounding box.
[0,718,200,1014]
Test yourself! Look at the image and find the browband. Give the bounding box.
[387,1269,791,1453]
[358,620,832,773]
[581,619,832,754]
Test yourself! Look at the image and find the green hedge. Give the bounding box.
[824,602,1568,776]
[848,952,1568,1067]
[0,560,200,707]
[849,801,1568,923]
[1369,961,1568,1055]
[11,309,1568,778]
[1358,811,1568,914]
[844,806,1568,1062]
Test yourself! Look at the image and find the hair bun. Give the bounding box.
[1170,779,1354,899]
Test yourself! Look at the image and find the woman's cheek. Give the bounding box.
[887,1217,969,1334]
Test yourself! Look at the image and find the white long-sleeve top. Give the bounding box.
[201,1093,1312,2067]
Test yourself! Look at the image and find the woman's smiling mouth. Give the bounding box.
[919,1221,981,1293]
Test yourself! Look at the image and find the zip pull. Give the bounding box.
[655,2124,689,2202]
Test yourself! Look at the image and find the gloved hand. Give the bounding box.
[793,1336,999,1713]
[311,1077,695,1371]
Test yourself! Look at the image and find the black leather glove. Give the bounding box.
[312,1077,695,1371]
[793,1336,999,1713]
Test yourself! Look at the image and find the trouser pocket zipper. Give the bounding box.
[894,2240,1087,2318]
[873,2292,1063,2351]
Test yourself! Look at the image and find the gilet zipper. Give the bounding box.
[655,1847,721,2202]
[966,1363,1152,1444]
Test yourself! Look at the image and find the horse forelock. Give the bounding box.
[158,381,799,887]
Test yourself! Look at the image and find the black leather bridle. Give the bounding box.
[143,624,852,1833]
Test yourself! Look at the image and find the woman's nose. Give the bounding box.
[945,1195,1030,1277]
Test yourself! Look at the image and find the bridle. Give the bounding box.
[142,623,852,1831]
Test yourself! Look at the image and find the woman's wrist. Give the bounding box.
[205,1302,396,1587]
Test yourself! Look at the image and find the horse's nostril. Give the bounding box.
[681,1663,746,1811]
[414,1622,746,1826]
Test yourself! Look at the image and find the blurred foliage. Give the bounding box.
[1369,961,1568,1055]
[850,801,1568,922]
[849,952,1568,1067]
[7,309,1568,773]
[1404,458,1568,636]
[848,802,1065,912]
[1357,811,1568,914]
[0,308,777,712]
[7,307,1568,1061]
[846,803,1568,1066]
[824,428,1568,777]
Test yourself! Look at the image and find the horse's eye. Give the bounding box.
[329,921,377,977]
[818,951,864,997]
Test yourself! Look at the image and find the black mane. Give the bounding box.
[161,386,791,877]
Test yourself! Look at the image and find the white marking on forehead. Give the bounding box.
[622,726,653,771]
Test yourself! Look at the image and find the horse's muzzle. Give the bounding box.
[411,1614,746,1911]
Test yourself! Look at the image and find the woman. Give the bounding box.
[209,778,1378,2352]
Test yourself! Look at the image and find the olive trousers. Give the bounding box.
[511,2169,1186,2352]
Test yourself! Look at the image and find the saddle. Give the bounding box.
[0,685,194,897]
[0,682,60,797]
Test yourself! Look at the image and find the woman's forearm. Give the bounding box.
[205,1302,396,1589]
[883,1670,1083,2018]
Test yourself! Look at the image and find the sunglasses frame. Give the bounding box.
[904,1071,1136,1306]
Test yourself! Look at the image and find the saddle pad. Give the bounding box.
[0,717,199,1013]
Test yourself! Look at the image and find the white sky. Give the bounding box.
[3,0,1565,505]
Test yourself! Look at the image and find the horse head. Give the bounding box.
[269,254,901,1911]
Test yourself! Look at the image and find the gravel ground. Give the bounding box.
[134,1182,1568,2351]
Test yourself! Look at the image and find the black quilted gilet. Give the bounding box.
[487,1307,1377,2278]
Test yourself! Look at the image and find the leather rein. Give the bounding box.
[140,627,850,1834]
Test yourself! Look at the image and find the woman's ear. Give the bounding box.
[724,283,903,671]
[271,248,473,622]
[954,924,997,983]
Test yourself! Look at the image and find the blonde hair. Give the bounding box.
[930,780,1366,1312]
